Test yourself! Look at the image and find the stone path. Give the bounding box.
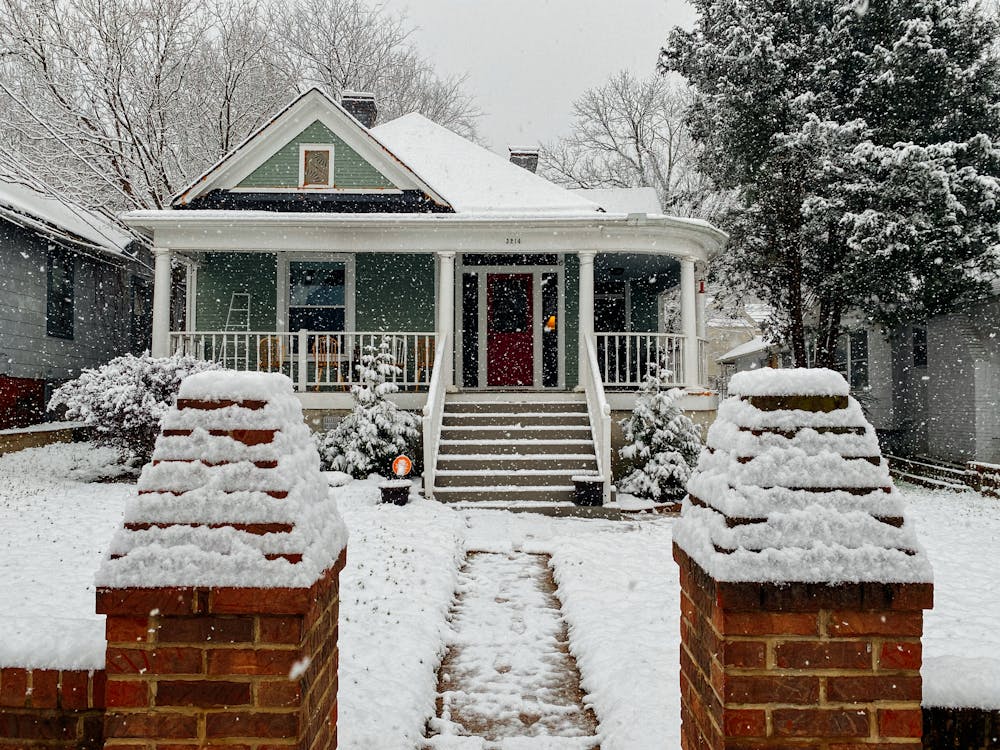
[424,552,600,749]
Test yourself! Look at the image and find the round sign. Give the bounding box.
[392,455,412,477]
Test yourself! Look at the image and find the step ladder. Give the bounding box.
[221,293,251,369]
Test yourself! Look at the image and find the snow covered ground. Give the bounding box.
[1,443,999,747]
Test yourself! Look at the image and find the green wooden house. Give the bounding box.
[124,88,726,504]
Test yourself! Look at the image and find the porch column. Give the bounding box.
[680,257,699,386]
[151,246,172,357]
[436,251,456,386]
[578,251,596,379]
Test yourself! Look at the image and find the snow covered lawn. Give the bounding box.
[1,442,999,747]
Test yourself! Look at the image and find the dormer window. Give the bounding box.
[299,144,334,188]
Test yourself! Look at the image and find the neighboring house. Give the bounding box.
[0,179,151,429]
[122,88,727,503]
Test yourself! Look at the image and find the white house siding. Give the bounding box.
[865,329,895,431]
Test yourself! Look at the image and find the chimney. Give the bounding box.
[341,91,377,128]
[509,147,539,173]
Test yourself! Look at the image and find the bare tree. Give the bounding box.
[540,71,724,219]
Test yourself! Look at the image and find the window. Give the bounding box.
[299,145,334,188]
[46,249,75,339]
[288,261,345,331]
[832,330,869,389]
[912,325,927,368]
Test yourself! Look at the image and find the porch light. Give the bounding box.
[545,315,557,332]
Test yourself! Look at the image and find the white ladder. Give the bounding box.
[222,293,251,369]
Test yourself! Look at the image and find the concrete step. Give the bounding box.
[439,425,593,442]
[438,439,596,456]
[442,412,590,427]
[435,469,586,488]
[437,455,599,472]
[445,400,586,414]
[434,486,578,504]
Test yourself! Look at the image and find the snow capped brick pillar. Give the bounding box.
[673,368,933,750]
[95,372,348,750]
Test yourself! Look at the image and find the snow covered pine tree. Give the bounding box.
[619,361,702,502]
[317,337,420,478]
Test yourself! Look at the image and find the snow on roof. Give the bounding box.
[0,179,133,257]
[371,113,603,215]
[717,336,772,363]
[569,187,662,215]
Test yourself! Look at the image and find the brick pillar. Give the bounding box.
[97,551,344,749]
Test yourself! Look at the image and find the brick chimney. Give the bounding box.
[509,147,539,173]
[342,91,377,128]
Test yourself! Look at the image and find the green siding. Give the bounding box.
[196,253,277,331]
[238,121,396,189]
[355,253,435,331]
[564,254,579,388]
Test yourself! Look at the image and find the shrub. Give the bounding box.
[49,353,221,465]
[317,338,420,478]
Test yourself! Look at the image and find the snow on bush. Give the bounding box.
[618,362,702,501]
[48,353,220,466]
[317,338,420,478]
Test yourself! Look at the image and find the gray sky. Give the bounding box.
[381,0,697,153]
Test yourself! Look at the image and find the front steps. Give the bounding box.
[432,393,598,504]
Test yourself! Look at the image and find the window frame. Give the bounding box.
[277,253,356,333]
[298,144,335,189]
[46,248,75,340]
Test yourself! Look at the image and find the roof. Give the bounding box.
[0,179,133,258]
[371,113,602,216]
[569,187,661,215]
[717,336,774,364]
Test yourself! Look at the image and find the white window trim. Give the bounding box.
[298,144,336,189]
[277,252,356,333]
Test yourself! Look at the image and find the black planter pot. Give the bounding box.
[573,476,604,507]
[379,480,411,506]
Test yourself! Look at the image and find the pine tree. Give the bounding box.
[619,362,703,501]
[317,338,420,478]
[662,0,1000,365]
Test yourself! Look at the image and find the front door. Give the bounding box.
[486,273,533,386]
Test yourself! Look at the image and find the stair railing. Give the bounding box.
[582,332,613,504]
[421,331,452,500]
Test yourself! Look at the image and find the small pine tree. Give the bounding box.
[619,361,702,501]
[317,337,420,478]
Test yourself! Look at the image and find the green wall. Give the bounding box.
[239,121,395,190]
[564,253,579,388]
[196,253,277,330]
[355,253,435,331]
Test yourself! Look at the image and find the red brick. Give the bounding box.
[58,670,91,710]
[827,611,922,637]
[92,669,107,708]
[156,679,251,707]
[878,641,922,671]
[106,647,203,676]
[106,616,152,644]
[888,583,933,611]
[105,711,198,739]
[772,708,870,738]
[257,679,302,707]
[258,616,303,645]
[877,708,923,737]
[156,616,254,644]
[205,710,299,739]
[830,745,922,750]
[28,669,59,708]
[105,679,149,708]
[775,640,872,670]
[721,641,766,669]
[722,709,766,737]
[0,711,74,740]
[725,675,819,705]
[717,611,818,636]
[827,675,922,703]
[207,648,299,676]
[97,587,198,616]
[210,587,310,615]
[0,668,28,707]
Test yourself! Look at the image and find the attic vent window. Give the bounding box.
[300,144,334,188]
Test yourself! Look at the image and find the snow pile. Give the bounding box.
[674,368,932,583]
[97,372,347,589]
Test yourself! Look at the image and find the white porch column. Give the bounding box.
[680,257,699,386]
[436,251,456,386]
[151,247,172,357]
[578,250,596,379]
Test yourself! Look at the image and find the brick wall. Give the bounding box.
[676,545,932,749]
[96,548,345,749]
[0,667,105,748]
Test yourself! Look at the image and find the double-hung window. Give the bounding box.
[288,261,346,332]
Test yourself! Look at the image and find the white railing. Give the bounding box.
[595,332,686,388]
[169,330,437,392]
[421,331,451,500]
[581,333,613,504]
[698,337,709,388]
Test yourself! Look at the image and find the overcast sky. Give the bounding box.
[381,0,698,153]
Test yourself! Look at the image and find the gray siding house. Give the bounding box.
[0,179,152,429]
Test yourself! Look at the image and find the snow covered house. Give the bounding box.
[0,179,151,429]
[122,88,727,502]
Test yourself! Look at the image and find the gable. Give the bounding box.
[238,120,396,190]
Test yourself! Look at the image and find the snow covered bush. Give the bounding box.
[619,361,702,501]
[317,338,420,478]
[49,353,220,466]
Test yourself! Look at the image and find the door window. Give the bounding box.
[490,277,530,332]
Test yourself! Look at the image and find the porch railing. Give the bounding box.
[581,333,613,504]
[421,331,451,500]
[169,330,437,391]
[595,332,687,388]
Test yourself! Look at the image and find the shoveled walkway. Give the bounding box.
[424,552,600,749]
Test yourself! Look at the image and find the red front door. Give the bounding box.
[487,273,534,386]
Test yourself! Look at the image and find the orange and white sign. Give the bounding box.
[392,455,412,477]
